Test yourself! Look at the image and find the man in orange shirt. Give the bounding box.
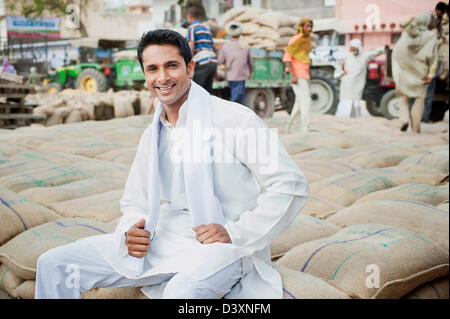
[283,18,313,133]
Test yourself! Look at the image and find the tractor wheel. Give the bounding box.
[380,89,401,119]
[244,88,275,118]
[45,83,62,94]
[309,68,340,115]
[75,68,108,93]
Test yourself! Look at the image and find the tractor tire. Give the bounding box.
[75,68,108,93]
[45,83,62,94]
[244,88,275,118]
[380,89,401,119]
[309,68,340,115]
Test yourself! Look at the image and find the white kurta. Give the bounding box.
[88,95,309,299]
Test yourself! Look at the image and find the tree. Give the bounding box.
[6,0,90,37]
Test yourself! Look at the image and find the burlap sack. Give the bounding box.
[255,26,280,42]
[299,195,343,219]
[328,199,449,251]
[336,148,410,169]
[396,151,449,175]
[221,7,246,26]
[49,189,123,223]
[278,27,297,37]
[10,150,86,165]
[13,280,35,299]
[19,177,125,208]
[277,224,449,299]
[402,277,449,299]
[292,147,353,161]
[46,106,70,126]
[255,11,283,29]
[0,264,24,298]
[0,160,55,178]
[295,159,361,178]
[95,147,137,165]
[62,140,136,158]
[73,160,130,180]
[273,263,351,299]
[310,168,446,208]
[355,183,449,206]
[390,134,447,147]
[241,22,259,35]
[0,163,93,192]
[82,287,148,299]
[271,214,340,259]
[279,137,315,155]
[112,94,137,118]
[0,218,116,279]
[0,187,61,245]
[0,143,26,157]
[100,127,142,145]
[38,137,107,153]
[301,170,323,183]
[234,8,265,23]
[64,109,83,123]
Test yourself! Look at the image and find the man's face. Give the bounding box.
[141,44,195,109]
[186,13,194,24]
[302,21,313,34]
[436,9,444,18]
[350,47,359,56]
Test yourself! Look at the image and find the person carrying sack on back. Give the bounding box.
[283,17,313,134]
[392,13,438,134]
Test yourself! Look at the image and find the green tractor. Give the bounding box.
[46,57,146,93]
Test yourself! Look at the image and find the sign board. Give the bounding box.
[6,16,60,39]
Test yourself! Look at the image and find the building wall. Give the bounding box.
[335,0,437,52]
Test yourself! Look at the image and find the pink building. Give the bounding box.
[335,0,439,53]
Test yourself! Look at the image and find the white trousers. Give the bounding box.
[286,78,311,133]
[335,100,361,118]
[398,95,425,134]
[35,238,242,299]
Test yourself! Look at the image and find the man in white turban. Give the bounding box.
[392,13,438,133]
[335,39,384,118]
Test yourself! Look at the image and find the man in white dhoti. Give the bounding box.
[335,39,384,118]
[35,29,309,299]
[392,14,438,133]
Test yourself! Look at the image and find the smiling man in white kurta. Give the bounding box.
[35,29,309,299]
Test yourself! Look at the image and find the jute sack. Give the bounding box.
[270,214,340,259]
[100,127,143,145]
[0,187,61,245]
[49,189,124,223]
[255,26,280,42]
[96,147,137,165]
[82,287,148,299]
[292,147,353,161]
[10,150,86,165]
[255,11,283,29]
[294,159,361,178]
[309,168,446,208]
[278,27,297,37]
[0,163,92,193]
[0,160,55,178]
[336,148,409,169]
[234,8,265,23]
[241,22,259,35]
[396,151,449,175]
[63,140,136,158]
[0,264,24,298]
[73,160,130,180]
[0,143,26,157]
[355,183,449,206]
[298,132,351,149]
[273,263,351,299]
[279,139,315,155]
[0,154,8,164]
[19,177,125,208]
[301,170,323,184]
[64,108,83,123]
[221,7,246,26]
[0,218,116,279]
[112,94,137,118]
[327,199,449,251]
[277,224,449,299]
[46,106,70,126]
[390,134,447,147]
[14,280,35,299]
[402,277,449,299]
[37,137,108,153]
[438,203,449,211]
[299,195,343,219]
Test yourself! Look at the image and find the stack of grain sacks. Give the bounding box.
[221,7,299,51]
[25,89,157,126]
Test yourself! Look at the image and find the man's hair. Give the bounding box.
[137,29,192,71]
[186,6,201,19]
[436,2,447,11]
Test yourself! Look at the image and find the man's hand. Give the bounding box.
[291,75,298,84]
[125,219,151,258]
[193,224,231,244]
[423,76,432,84]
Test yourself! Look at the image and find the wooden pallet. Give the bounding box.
[0,102,45,129]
